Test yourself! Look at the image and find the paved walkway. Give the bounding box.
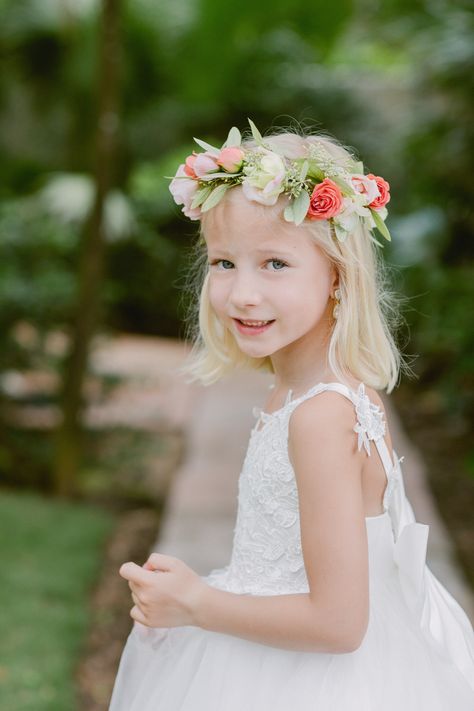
[151,339,474,624]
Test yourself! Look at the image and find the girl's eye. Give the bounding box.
[267,259,287,270]
[210,259,234,269]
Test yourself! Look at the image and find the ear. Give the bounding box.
[330,267,339,294]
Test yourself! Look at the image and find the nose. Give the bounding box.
[228,268,262,310]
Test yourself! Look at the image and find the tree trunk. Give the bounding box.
[53,0,121,497]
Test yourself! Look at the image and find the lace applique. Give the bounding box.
[353,382,386,456]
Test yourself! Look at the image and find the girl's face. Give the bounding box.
[203,190,338,365]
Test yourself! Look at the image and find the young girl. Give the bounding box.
[108,120,474,710]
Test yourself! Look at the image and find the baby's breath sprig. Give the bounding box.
[284,162,310,200]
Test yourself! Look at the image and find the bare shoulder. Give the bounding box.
[287,377,391,460]
[288,386,358,431]
[288,387,364,465]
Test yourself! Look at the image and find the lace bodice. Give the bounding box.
[205,381,404,596]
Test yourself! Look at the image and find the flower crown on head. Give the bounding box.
[168,118,391,245]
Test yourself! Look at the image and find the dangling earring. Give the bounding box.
[332,288,341,319]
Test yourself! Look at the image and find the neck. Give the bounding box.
[269,319,336,397]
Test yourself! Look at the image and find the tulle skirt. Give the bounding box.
[108,580,474,711]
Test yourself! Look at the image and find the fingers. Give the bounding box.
[131,591,139,606]
[120,553,181,596]
[120,553,177,581]
[145,552,177,572]
[130,604,148,625]
[128,579,141,594]
[119,561,148,583]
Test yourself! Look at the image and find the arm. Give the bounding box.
[195,588,344,653]
[122,393,369,654]
[195,392,370,653]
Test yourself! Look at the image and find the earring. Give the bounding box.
[333,288,341,319]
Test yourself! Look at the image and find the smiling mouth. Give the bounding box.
[232,318,276,333]
[236,319,274,327]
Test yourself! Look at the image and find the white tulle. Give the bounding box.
[109,381,474,710]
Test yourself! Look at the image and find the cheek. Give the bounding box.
[208,278,227,315]
[287,277,330,317]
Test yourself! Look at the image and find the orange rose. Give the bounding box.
[307,178,343,220]
[367,174,390,209]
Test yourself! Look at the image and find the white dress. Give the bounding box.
[108,381,474,710]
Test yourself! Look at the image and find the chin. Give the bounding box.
[233,341,273,359]
[240,348,272,360]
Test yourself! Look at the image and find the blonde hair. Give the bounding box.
[177,127,413,394]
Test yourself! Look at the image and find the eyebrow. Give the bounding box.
[254,247,295,257]
[208,247,295,259]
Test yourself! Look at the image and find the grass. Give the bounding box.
[0,488,115,711]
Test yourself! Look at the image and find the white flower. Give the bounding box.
[351,174,380,206]
[242,149,286,206]
[333,197,360,233]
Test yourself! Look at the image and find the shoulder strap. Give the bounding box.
[289,381,396,482]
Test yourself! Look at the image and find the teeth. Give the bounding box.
[240,320,270,326]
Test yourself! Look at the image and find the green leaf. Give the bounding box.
[191,185,213,209]
[306,160,325,182]
[300,160,309,182]
[370,209,391,241]
[292,190,311,226]
[224,126,242,148]
[329,175,353,197]
[283,202,295,223]
[193,137,220,155]
[201,184,230,212]
[198,172,241,181]
[248,118,265,147]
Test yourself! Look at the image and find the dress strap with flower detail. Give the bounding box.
[253,380,405,514]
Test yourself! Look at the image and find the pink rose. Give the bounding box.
[169,164,201,220]
[193,151,219,177]
[366,174,390,209]
[184,152,197,178]
[216,147,245,173]
[307,178,343,220]
[350,174,380,205]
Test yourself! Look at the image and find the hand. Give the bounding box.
[119,553,208,629]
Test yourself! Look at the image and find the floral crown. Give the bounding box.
[168,119,391,245]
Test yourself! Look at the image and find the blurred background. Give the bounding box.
[0,0,473,709]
